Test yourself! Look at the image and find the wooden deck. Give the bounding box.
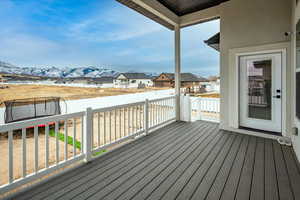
[12,121,300,200]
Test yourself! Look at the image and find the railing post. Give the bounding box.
[84,107,92,162]
[144,99,149,135]
[198,98,202,120]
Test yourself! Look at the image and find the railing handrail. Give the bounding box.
[148,96,175,103]
[0,111,85,132]
[92,101,145,113]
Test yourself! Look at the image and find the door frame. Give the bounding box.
[239,53,282,133]
[228,43,288,136]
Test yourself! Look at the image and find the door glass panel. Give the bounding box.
[247,59,272,120]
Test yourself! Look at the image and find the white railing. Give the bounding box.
[191,97,220,122]
[91,96,176,155]
[0,96,176,194]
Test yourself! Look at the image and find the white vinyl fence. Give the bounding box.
[190,97,220,122]
[0,96,176,194]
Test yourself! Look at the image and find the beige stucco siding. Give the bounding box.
[292,1,300,161]
[219,0,293,134]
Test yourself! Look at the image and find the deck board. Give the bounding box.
[273,141,294,200]
[13,121,300,200]
[264,139,279,200]
[250,137,265,200]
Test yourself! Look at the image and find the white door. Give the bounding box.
[239,53,282,133]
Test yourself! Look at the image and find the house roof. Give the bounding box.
[208,75,220,81]
[204,32,220,51]
[156,73,208,82]
[156,0,229,16]
[118,73,151,79]
[92,76,114,83]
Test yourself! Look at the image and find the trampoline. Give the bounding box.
[3,97,61,124]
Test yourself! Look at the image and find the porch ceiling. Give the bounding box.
[116,0,226,30]
[157,0,229,16]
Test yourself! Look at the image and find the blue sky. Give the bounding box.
[0,0,220,76]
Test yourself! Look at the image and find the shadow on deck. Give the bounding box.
[12,121,300,200]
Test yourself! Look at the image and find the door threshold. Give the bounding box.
[223,126,283,140]
[239,126,282,136]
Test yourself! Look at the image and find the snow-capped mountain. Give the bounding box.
[0,61,119,78]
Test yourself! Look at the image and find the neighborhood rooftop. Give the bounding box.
[157,73,208,82]
[117,72,151,79]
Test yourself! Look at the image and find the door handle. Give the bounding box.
[273,95,281,99]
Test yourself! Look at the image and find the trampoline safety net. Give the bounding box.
[4,97,61,123]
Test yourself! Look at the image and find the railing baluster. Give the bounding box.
[22,128,26,177]
[123,108,126,137]
[131,107,134,134]
[159,101,162,123]
[144,99,149,135]
[151,103,154,127]
[8,130,13,183]
[64,120,68,161]
[55,121,59,164]
[136,106,138,132]
[34,126,38,173]
[73,118,76,157]
[155,102,158,125]
[114,110,117,141]
[164,100,166,121]
[109,111,112,142]
[127,107,130,136]
[139,105,141,131]
[98,113,100,146]
[81,116,84,153]
[104,112,106,144]
[45,124,49,168]
[119,109,121,139]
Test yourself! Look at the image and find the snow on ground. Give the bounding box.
[0,89,174,125]
[61,89,174,113]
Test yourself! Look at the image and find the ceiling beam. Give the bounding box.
[132,0,179,26]
[179,6,220,28]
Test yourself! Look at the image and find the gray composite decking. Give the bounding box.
[13,121,300,200]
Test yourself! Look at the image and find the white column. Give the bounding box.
[175,25,181,121]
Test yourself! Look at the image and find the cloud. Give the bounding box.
[66,5,164,43]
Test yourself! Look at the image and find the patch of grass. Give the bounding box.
[49,130,82,150]
[93,149,107,157]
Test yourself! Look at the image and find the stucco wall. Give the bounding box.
[219,0,293,134]
[292,1,300,162]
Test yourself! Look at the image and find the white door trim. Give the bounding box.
[228,43,288,136]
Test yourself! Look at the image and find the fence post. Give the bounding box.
[84,107,92,162]
[144,99,149,135]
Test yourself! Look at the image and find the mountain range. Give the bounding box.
[0,61,120,78]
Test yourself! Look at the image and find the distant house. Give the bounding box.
[113,73,153,88]
[206,76,220,92]
[153,73,207,88]
[88,77,114,88]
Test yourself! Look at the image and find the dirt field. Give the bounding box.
[0,84,165,104]
[195,93,220,98]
